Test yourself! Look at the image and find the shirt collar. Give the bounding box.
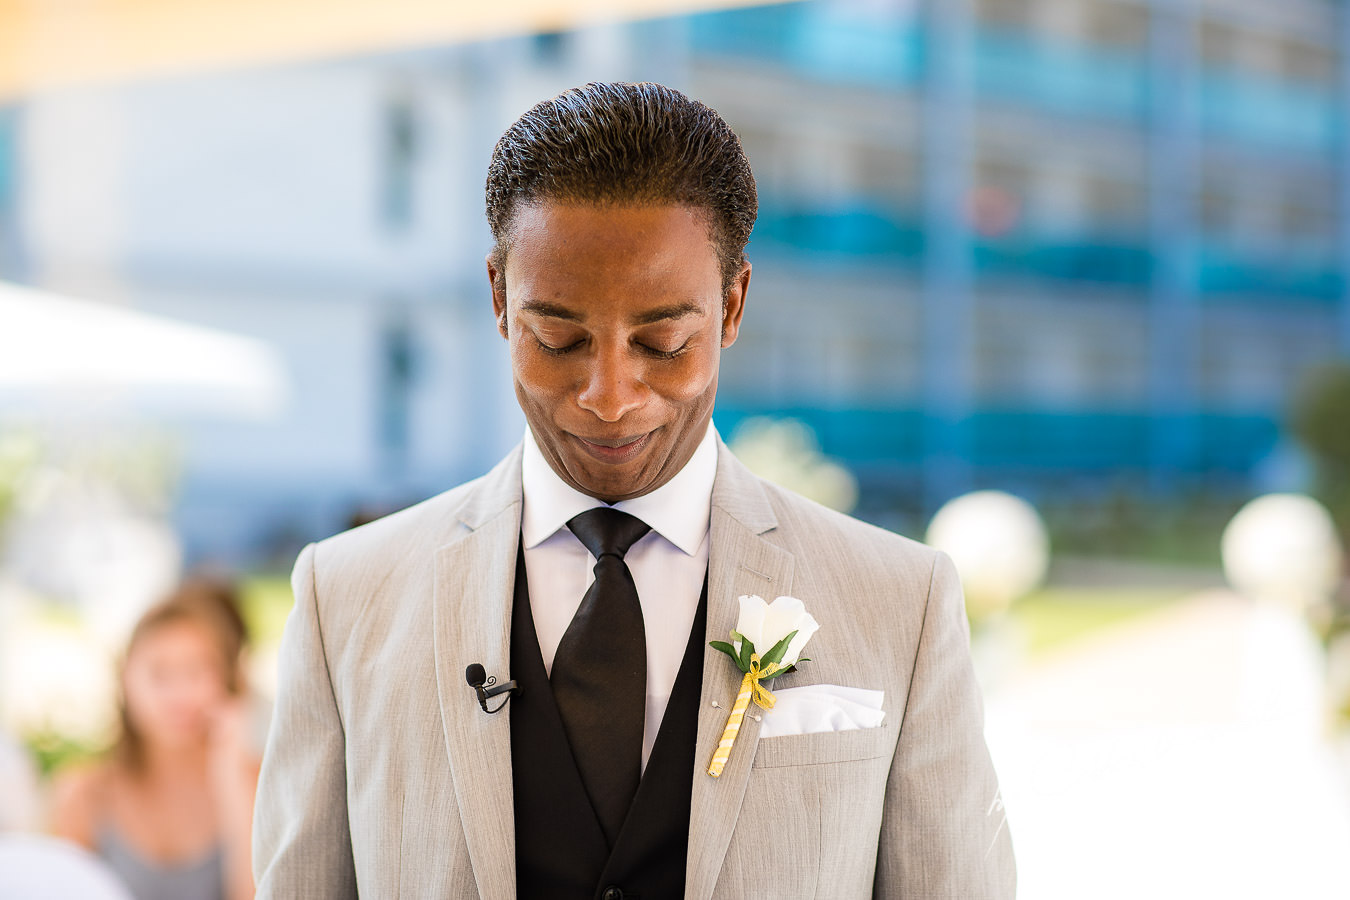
[521,421,718,556]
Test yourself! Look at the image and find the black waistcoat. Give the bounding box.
[510,539,708,900]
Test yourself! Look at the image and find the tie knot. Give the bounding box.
[566,507,651,561]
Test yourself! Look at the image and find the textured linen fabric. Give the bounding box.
[252,437,1016,899]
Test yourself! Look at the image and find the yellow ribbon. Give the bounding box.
[746,653,782,710]
[707,652,782,778]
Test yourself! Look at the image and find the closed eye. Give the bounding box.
[640,341,690,360]
[536,337,584,356]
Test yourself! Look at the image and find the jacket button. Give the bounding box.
[602,888,624,900]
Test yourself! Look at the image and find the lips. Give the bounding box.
[572,430,653,464]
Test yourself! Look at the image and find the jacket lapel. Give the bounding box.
[431,447,524,900]
[685,441,795,900]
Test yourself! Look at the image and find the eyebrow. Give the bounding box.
[518,299,705,325]
[633,301,704,325]
[519,299,582,321]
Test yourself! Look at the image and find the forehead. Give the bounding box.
[504,201,721,298]
[130,618,219,660]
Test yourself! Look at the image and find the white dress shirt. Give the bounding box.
[521,422,717,771]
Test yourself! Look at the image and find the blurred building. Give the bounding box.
[1,0,1347,562]
[699,0,1349,507]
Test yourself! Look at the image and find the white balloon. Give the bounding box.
[926,491,1050,618]
[1221,493,1342,611]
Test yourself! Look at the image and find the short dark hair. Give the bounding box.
[485,81,757,293]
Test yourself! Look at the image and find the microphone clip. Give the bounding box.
[465,663,520,714]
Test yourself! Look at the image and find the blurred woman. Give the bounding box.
[50,578,259,900]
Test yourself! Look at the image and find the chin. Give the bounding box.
[152,724,208,747]
[573,456,663,498]
[571,473,634,501]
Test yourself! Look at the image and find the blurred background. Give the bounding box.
[2,0,1350,896]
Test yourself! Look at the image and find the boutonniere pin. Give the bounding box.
[706,594,819,777]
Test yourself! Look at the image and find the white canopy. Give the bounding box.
[0,280,288,421]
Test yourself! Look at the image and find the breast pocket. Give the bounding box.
[717,725,896,898]
[751,723,895,768]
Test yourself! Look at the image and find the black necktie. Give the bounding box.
[550,507,651,847]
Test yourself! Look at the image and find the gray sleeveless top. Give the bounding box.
[95,823,225,900]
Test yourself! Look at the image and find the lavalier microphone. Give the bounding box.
[465,663,520,714]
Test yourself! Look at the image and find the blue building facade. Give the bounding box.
[686,0,1348,511]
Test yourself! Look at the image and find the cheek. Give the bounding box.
[123,674,156,718]
[126,683,179,732]
[653,353,720,406]
[510,342,570,399]
[184,669,226,705]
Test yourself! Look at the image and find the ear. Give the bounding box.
[486,254,508,339]
[720,260,751,348]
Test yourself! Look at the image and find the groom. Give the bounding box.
[253,81,1015,898]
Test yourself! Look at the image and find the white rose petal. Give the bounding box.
[783,611,820,666]
[760,595,805,650]
[734,594,769,655]
[760,596,817,666]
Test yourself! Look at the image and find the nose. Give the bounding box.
[576,345,647,422]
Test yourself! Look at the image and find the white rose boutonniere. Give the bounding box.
[706,594,819,777]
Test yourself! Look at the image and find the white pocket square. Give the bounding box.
[760,683,886,738]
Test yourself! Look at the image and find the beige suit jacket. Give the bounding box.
[253,439,1016,898]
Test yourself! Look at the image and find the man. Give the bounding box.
[253,81,1015,899]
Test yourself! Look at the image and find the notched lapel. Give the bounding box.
[432,503,521,900]
[685,502,795,900]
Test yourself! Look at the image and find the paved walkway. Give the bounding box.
[983,590,1350,899]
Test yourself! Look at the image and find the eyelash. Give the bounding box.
[535,338,688,360]
[645,343,689,360]
[536,339,582,357]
